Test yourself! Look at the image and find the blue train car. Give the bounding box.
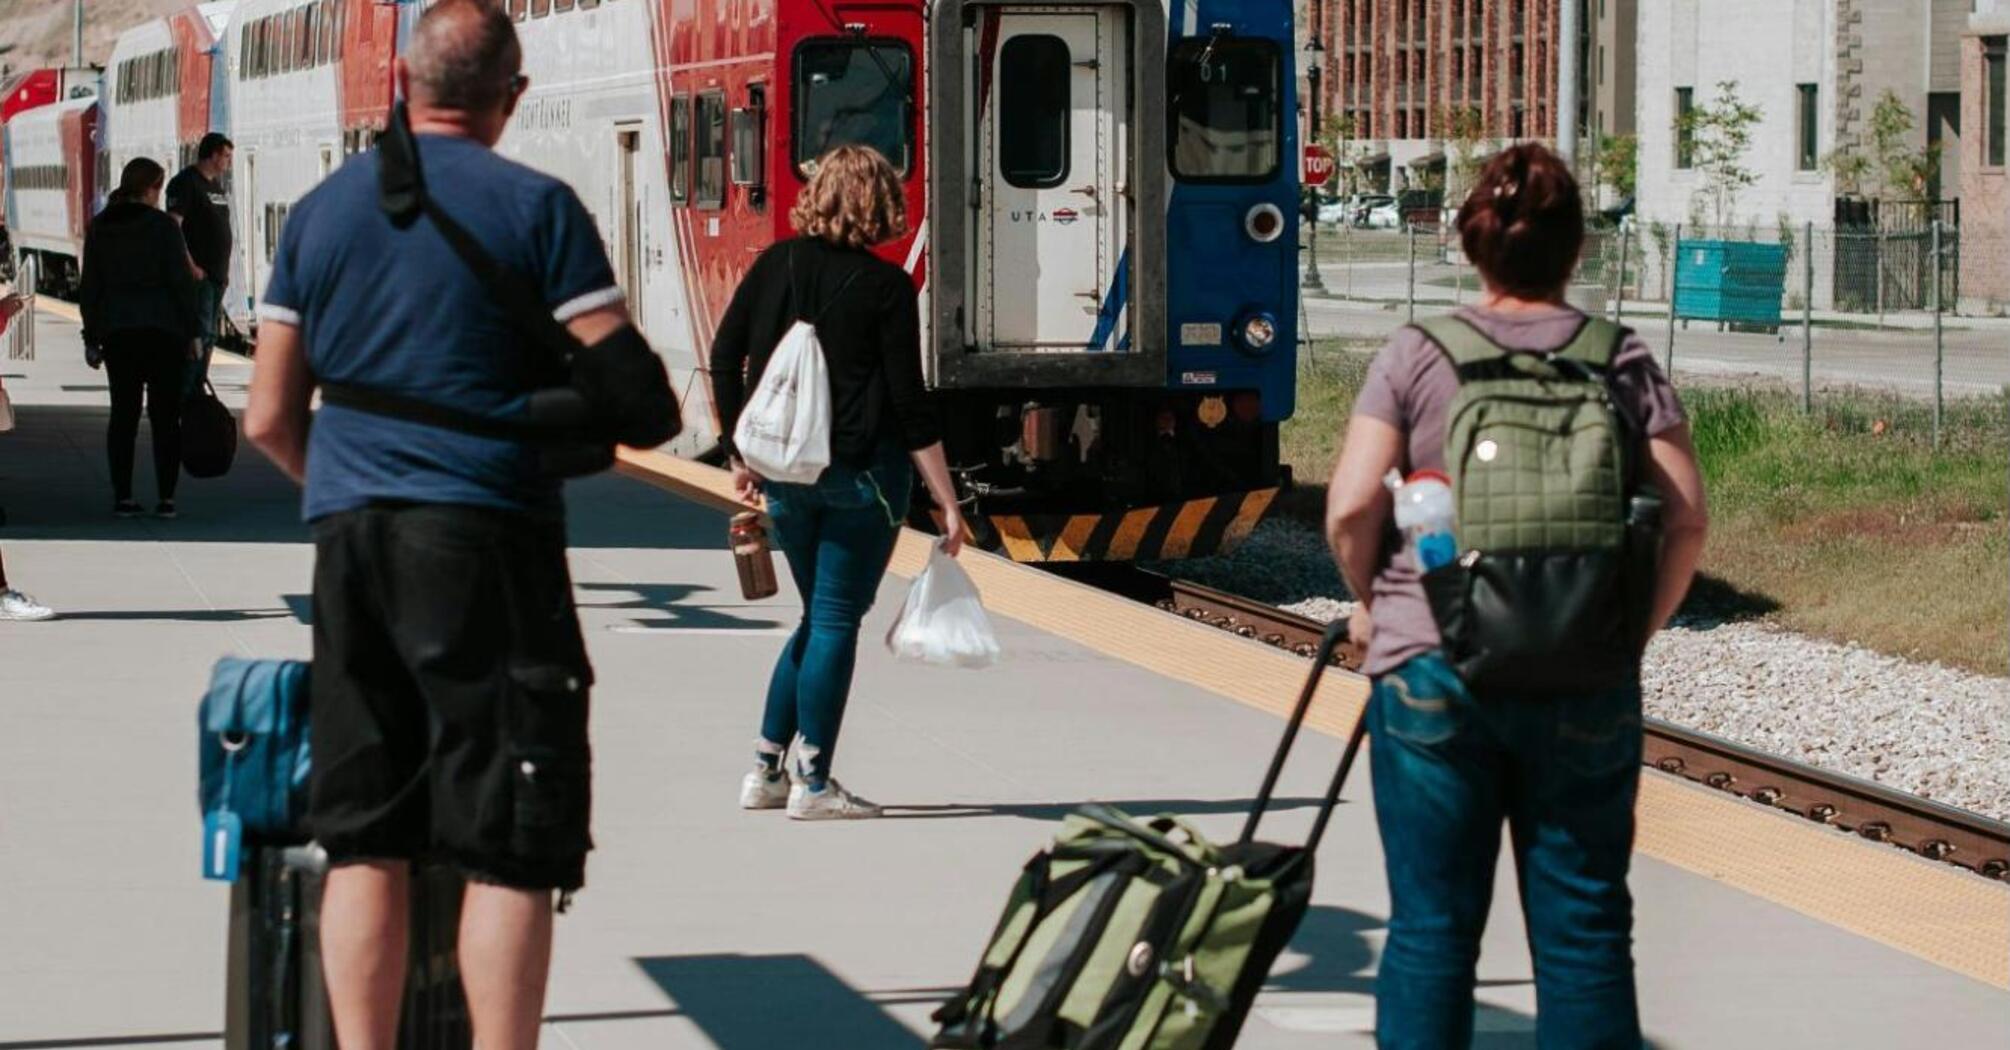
[926,0,1297,561]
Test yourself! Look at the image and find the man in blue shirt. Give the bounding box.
[244,4,631,1046]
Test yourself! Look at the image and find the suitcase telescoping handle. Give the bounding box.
[1238,618,1370,852]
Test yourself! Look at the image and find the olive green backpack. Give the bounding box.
[1409,314,1661,694]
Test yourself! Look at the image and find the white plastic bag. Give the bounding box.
[732,319,831,484]
[885,544,1002,668]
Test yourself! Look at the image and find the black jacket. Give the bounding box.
[79,200,201,346]
[710,236,941,468]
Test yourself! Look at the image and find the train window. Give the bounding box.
[669,96,691,202]
[1167,38,1282,182]
[531,0,551,18]
[508,0,527,22]
[315,0,332,65]
[792,39,913,175]
[296,9,314,70]
[695,91,727,208]
[730,86,765,189]
[578,0,599,8]
[997,35,1070,187]
[555,0,576,11]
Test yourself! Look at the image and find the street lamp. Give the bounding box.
[1301,36,1327,294]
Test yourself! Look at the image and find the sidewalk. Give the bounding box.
[2,310,2006,1048]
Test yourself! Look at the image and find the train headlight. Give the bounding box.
[1237,313,1278,352]
[1244,202,1285,243]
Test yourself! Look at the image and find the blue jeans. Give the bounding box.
[1368,652,1643,1049]
[758,447,912,788]
[184,278,224,398]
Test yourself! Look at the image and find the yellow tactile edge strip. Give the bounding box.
[661,417,2010,988]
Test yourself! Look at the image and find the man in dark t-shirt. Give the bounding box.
[165,132,233,394]
[242,3,639,1044]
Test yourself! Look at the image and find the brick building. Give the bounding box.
[1961,2,2009,311]
[1314,0,1569,193]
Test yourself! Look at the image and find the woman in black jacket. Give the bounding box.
[712,145,969,821]
[79,157,201,518]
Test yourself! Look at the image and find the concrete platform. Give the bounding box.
[2,309,2006,1048]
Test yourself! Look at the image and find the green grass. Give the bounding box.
[1282,342,2010,674]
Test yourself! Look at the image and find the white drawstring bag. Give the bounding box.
[732,318,831,484]
[886,543,1002,668]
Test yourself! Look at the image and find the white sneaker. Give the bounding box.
[739,769,790,810]
[0,589,54,621]
[787,779,883,821]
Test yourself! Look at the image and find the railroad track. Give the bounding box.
[1073,565,2010,883]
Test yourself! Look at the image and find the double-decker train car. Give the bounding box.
[3,91,102,296]
[104,3,235,181]
[226,0,411,319]
[7,0,1301,563]
[0,67,98,278]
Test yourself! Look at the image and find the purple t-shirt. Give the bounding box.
[1351,303,1688,676]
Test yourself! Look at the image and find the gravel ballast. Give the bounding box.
[1176,520,2010,822]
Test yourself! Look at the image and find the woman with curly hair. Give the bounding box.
[711,144,968,820]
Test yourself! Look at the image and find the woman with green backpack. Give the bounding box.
[1325,144,1709,1047]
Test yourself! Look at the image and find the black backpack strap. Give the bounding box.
[337,102,581,440]
[318,382,541,441]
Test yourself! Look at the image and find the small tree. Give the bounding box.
[1868,89,1940,198]
[1676,80,1763,228]
[1823,139,1874,197]
[1595,132,1638,199]
[1437,104,1487,204]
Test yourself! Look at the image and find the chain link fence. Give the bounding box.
[1299,218,2010,448]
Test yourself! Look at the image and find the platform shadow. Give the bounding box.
[634,953,929,1049]
[52,607,295,623]
[575,581,785,632]
[0,404,723,549]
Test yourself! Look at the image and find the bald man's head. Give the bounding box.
[404,0,521,114]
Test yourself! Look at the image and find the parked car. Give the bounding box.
[1363,199,1402,229]
[1317,197,1352,225]
[1351,195,1395,227]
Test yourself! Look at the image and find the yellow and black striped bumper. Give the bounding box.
[978,489,1278,563]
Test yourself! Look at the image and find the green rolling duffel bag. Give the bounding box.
[930,621,1366,1050]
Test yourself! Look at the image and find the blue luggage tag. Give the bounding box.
[203,809,243,882]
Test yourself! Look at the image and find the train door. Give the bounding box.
[614,125,642,319]
[929,0,1165,387]
[240,149,258,307]
[974,10,1127,353]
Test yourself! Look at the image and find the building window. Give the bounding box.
[1675,86,1694,169]
[1597,44,1604,86]
[1988,37,2007,168]
[1796,83,1818,171]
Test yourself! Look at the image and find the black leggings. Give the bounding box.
[103,329,186,503]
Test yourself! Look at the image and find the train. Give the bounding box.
[1,0,1302,564]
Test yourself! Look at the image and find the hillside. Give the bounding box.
[0,0,158,75]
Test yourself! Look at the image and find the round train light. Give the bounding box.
[1238,313,1278,352]
[1244,202,1285,243]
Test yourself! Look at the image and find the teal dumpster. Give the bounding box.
[1672,239,1789,329]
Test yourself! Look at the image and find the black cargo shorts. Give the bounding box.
[307,502,593,892]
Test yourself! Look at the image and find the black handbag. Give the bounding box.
[182,378,239,479]
[319,102,679,477]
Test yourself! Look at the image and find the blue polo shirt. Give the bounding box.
[259,134,622,521]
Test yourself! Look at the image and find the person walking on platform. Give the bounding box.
[243,2,672,1046]
[711,145,968,821]
[79,157,201,520]
[1325,144,1709,1048]
[166,132,234,396]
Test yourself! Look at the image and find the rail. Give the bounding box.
[1074,566,2010,882]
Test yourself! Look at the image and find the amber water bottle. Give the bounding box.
[730,511,779,601]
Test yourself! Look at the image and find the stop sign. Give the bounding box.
[1302,144,1336,186]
